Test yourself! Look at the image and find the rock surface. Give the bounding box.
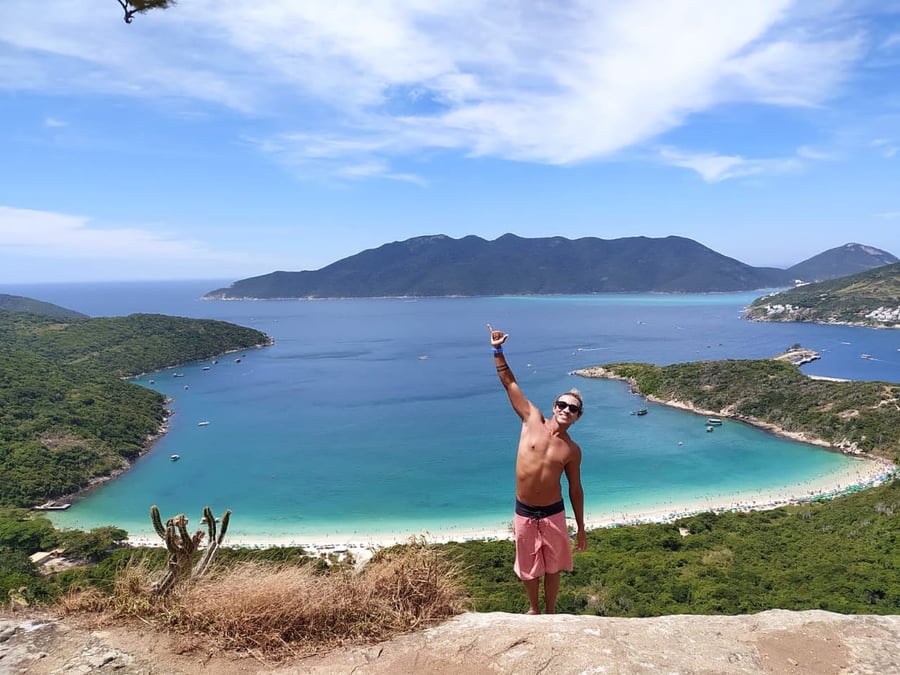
[2,610,899,674]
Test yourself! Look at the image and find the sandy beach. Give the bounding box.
[126,454,896,555]
[122,363,898,555]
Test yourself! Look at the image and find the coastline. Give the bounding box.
[36,340,274,511]
[571,365,892,456]
[119,363,899,553]
[125,454,897,554]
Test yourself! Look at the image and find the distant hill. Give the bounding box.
[0,293,88,319]
[205,234,798,299]
[746,262,900,326]
[786,243,898,283]
[205,235,898,300]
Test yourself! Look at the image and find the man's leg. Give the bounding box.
[523,577,541,614]
[544,571,561,614]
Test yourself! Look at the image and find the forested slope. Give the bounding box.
[576,359,900,462]
[0,310,272,507]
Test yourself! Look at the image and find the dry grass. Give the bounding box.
[59,540,467,658]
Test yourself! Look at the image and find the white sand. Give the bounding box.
[126,455,896,554]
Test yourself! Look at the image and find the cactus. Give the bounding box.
[193,505,231,577]
[150,504,231,595]
[8,586,29,611]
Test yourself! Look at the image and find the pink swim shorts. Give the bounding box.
[513,509,573,581]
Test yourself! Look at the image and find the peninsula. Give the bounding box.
[746,261,900,327]
[573,358,900,464]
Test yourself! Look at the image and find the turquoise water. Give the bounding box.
[8,282,898,540]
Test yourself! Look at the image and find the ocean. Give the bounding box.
[6,280,900,542]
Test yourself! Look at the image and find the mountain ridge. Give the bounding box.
[204,235,896,299]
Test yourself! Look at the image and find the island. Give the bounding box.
[204,236,896,300]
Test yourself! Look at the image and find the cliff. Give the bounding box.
[3,610,899,674]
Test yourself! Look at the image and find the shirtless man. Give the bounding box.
[488,323,587,614]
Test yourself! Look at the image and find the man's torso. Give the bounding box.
[515,415,576,507]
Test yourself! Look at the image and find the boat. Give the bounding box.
[635,409,648,416]
[170,454,180,461]
[418,355,429,360]
[173,373,185,378]
[202,366,211,371]
[197,421,210,426]
[706,425,714,432]
[33,501,72,511]
[860,354,873,360]
[706,418,723,426]
[148,379,155,384]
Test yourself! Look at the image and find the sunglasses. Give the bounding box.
[554,400,582,414]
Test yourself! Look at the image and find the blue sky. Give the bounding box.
[1,0,899,283]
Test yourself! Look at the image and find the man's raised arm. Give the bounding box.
[487,323,532,420]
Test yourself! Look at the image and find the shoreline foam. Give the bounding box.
[120,362,895,553]
[125,455,896,554]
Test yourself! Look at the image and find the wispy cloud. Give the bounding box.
[797,145,834,160]
[882,33,900,50]
[876,211,900,219]
[43,117,66,127]
[0,205,288,281]
[871,138,899,158]
[0,206,206,258]
[657,147,801,182]
[0,1,875,179]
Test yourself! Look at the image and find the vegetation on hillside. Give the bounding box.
[3,303,898,652]
[746,262,900,326]
[447,477,900,616]
[0,294,87,319]
[4,478,897,651]
[576,359,900,462]
[0,309,271,507]
[205,234,793,298]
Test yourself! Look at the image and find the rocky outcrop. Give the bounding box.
[3,610,899,674]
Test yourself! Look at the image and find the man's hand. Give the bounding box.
[486,323,508,348]
[575,528,587,553]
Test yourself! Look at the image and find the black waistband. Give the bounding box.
[515,499,565,519]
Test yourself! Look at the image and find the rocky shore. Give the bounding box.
[572,365,888,458]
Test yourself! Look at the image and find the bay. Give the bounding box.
[7,281,899,542]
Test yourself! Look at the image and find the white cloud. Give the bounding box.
[719,33,863,107]
[0,206,205,258]
[876,211,900,219]
[870,138,899,158]
[797,145,834,160]
[0,0,874,178]
[0,205,296,282]
[658,147,801,182]
[43,117,66,127]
